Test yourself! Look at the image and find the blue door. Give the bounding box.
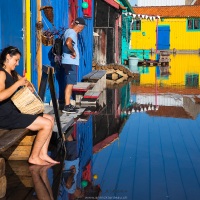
[0,0,24,75]
[157,26,170,50]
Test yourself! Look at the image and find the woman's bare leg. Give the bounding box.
[38,114,60,164]
[27,116,59,165]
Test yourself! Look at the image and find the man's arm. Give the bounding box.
[66,37,76,59]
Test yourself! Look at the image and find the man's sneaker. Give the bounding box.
[69,104,78,110]
[62,105,77,114]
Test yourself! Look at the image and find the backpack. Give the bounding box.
[52,35,64,66]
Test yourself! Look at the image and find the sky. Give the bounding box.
[129,0,137,6]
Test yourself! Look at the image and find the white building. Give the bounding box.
[137,0,185,6]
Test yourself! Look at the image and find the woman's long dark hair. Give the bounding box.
[0,46,21,81]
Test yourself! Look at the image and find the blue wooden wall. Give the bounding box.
[31,0,94,102]
[0,0,24,75]
[0,0,94,103]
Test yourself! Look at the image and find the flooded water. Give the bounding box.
[3,54,200,200]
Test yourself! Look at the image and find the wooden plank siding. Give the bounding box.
[93,0,121,65]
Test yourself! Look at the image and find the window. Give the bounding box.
[194,19,200,29]
[131,20,141,31]
[187,18,200,31]
[186,74,199,87]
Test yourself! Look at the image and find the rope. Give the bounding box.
[42,17,50,30]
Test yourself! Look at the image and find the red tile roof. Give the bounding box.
[194,0,200,5]
[147,106,193,119]
[132,5,200,17]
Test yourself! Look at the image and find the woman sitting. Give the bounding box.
[0,46,59,166]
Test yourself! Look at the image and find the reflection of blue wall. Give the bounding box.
[76,115,93,185]
[121,83,131,109]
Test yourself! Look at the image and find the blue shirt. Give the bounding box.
[62,29,79,65]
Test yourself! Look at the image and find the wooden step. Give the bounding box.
[72,82,92,92]
[81,98,98,107]
[83,70,107,82]
[84,90,102,99]
[62,108,86,118]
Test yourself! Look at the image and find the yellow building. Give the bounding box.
[131,5,200,52]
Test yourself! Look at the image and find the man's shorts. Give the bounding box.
[62,64,78,85]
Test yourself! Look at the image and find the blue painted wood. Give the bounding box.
[115,114,140,199]
[159,118,187,200]
[93,112,200,200]
[0,0,24,75]
[92,142,115,187]
[98,128,127,197]
[133,113,150,200]
[158,26,170,50]
[76,115,93,185]
[175,120,200,199]
[148,116,167,200]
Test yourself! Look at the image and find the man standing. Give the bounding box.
[62,17,86,113]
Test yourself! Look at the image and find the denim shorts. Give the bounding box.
[62,64,78,85]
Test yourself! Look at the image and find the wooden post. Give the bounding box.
[37,0,42,89]
[0,158,5,178]
[0,158,6,198]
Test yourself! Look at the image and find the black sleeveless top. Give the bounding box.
[0,68,38,129]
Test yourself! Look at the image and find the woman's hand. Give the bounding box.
[27,85,34,93]
[25,81,34,93]
[17,77,27,87]
[18,76,34,93]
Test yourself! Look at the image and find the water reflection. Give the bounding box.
[7,54,200,200]
[139,54,200,87]
[92,54,200,200]
[58,134,83,199]
[29,164,55,200]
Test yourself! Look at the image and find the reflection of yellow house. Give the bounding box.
[139,54,200,87]
[130,6,200,87]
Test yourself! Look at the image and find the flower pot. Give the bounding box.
[40,6,54,24]
[129,56,139,73]
[41,33,53,46]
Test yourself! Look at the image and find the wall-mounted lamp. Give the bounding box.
[82,1,88,9]
[82,0,92,18]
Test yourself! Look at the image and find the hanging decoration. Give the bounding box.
[41,30,54,46]
[36,21,44,54]
[122,12,161,21]
[82,0,92,18]
[82,1,89,9]
[40,6,54,24]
